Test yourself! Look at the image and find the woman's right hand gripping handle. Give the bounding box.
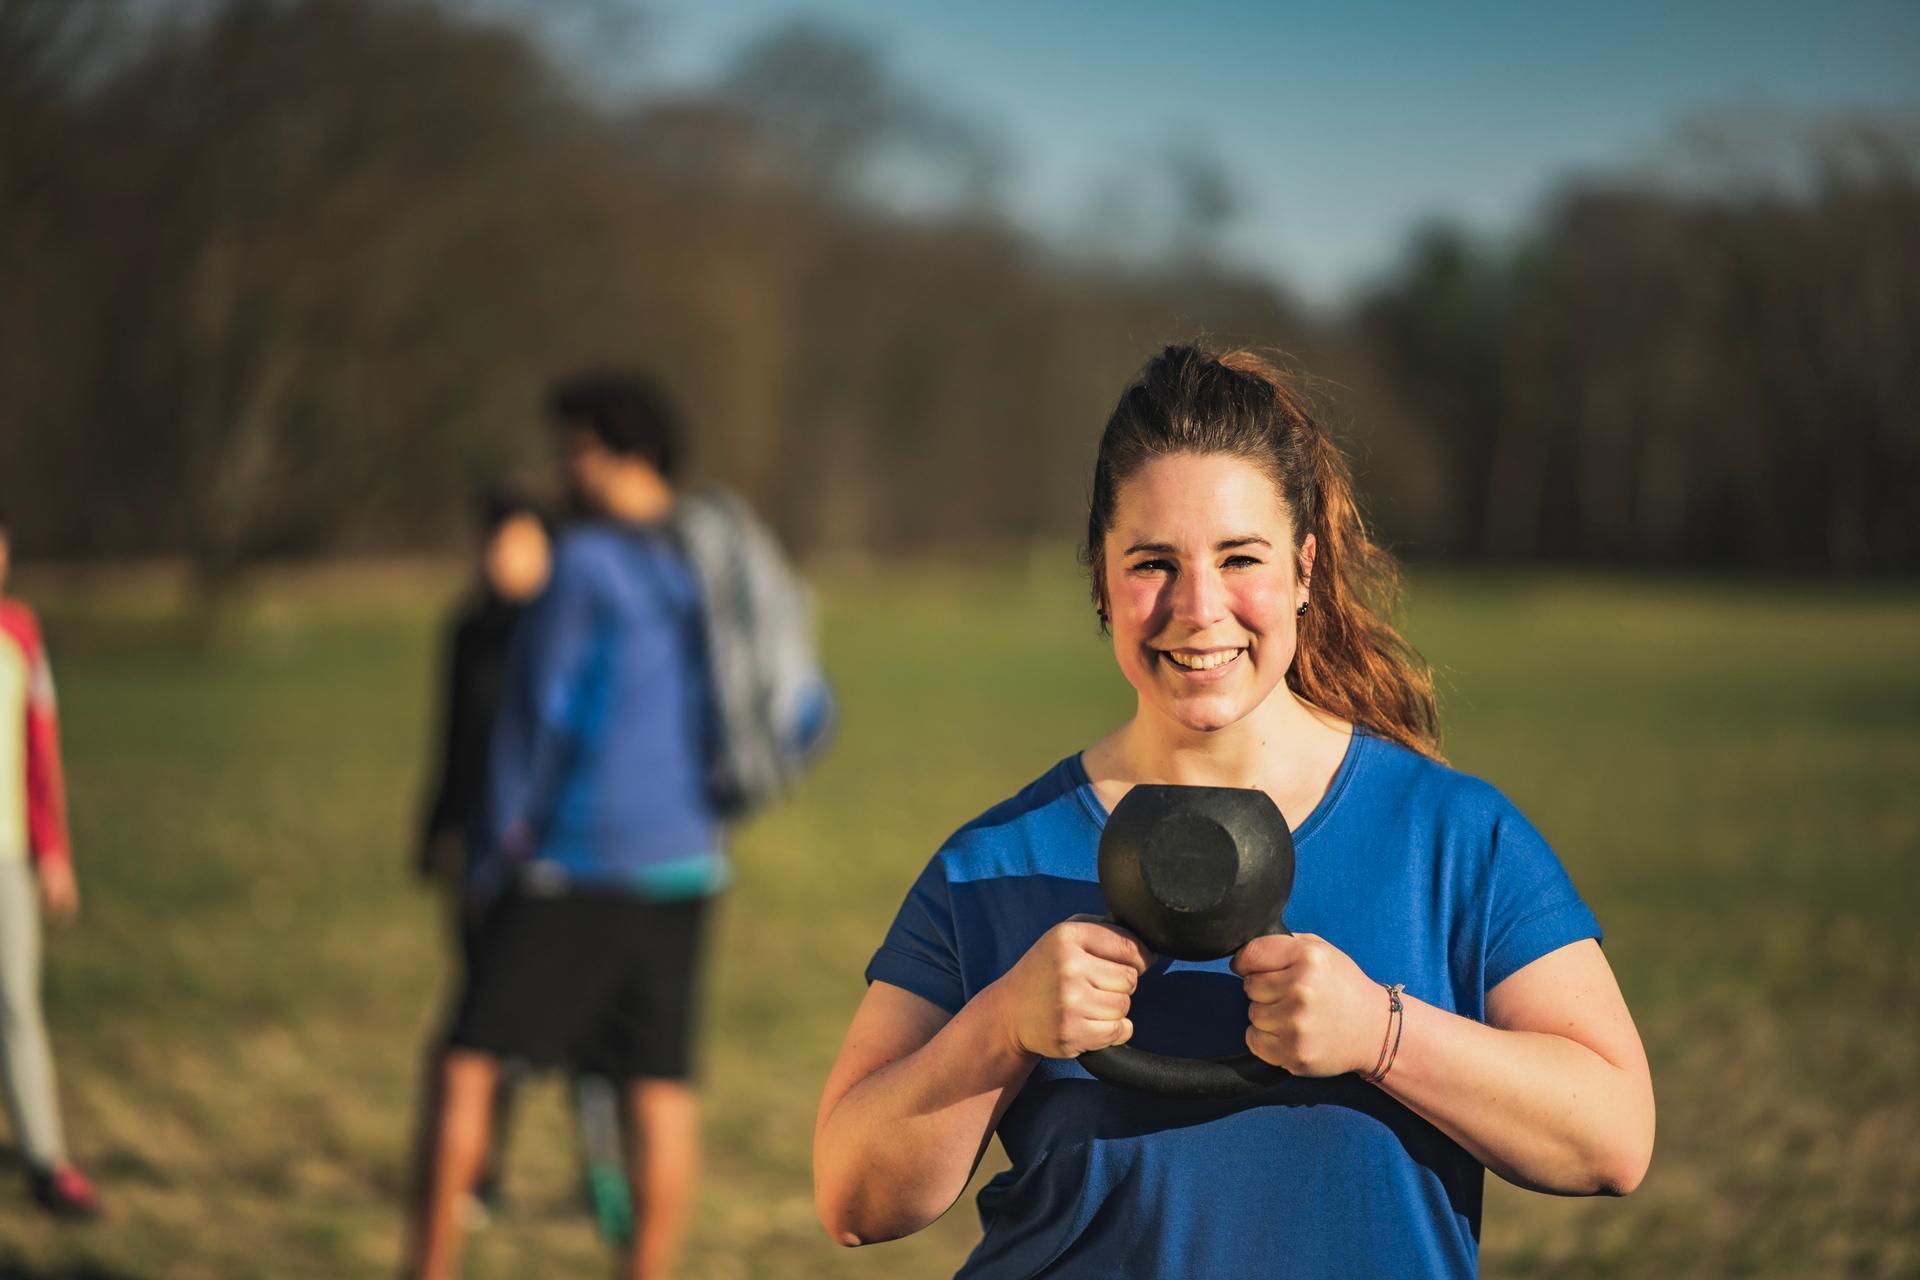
[813,917,1154,1247]
[998,915,1155,1058]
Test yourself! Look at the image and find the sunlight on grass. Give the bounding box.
[2,560,1913,1276]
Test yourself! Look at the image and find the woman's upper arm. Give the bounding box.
[816,981,955,1135]
[1485,938,1649,1080]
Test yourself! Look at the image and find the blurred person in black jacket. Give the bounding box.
[418,490,552,897]
[413,490,556,1226]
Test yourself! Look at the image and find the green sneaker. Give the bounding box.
[574,1073,632,1246]
[584,1159,633,1246]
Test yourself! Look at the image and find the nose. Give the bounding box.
[1170,561,1229,630]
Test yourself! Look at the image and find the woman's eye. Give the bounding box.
[1129,559,1174,575]
[1222,555,1262,569]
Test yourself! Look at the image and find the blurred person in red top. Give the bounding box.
[0,512,103,1218]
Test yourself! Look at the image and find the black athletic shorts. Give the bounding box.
[448,888,713,1081]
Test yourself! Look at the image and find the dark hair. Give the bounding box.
[478,485,547,535]
[1084,343,1441,760]
[546,369,685,480]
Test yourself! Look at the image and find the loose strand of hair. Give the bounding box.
[1289,423,1442,760]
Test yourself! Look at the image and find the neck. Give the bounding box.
[1112,686,1334,791]
[484,583,536,608]
[599,466,675,524]
[1085,688,1352,832]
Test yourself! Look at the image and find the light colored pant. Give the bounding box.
[0,857,65,1168]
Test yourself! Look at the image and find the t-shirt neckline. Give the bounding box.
[1067,724,1368,846]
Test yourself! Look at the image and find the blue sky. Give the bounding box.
[627,1,1919,305]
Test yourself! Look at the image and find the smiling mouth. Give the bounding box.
[1161,647,1246,672]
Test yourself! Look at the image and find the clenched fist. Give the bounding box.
[1233,932,1386,1077]
[993,916,1155,1059]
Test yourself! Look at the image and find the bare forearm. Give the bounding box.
[815,983,1036,1244]
[1376,996,1654,1195]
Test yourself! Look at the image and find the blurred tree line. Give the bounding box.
[1364,118,1920,572]
[2,0,1915,588]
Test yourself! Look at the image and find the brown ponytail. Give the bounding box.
[1085,344,1442,760]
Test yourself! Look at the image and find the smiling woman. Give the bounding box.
[1085,345,1438,761]
[813,344,1655,1279]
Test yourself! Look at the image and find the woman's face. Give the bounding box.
[1102,452,1313,735]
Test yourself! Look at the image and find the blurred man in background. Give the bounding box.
[409,373,725,1280]
[0,514,102,1219]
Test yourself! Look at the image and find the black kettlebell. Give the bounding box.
[1078,784,1296,1099]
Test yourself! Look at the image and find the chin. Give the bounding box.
[1159,696,1250,735]
[1151,675,1294,736]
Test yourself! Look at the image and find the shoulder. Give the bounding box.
[1348,731,1592,950]
[932,757,1100,884]
[552,523,622,573]
[566,522,693,573]
[1350,729,1537,848]
[557,525,704,627]
[547,524,637,594]
[0,598,42,651]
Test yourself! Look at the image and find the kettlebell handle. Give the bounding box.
[1077,919,1292,1099]
[1079,1044,1291,1098]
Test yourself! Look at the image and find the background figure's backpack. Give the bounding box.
[672,488,835,819]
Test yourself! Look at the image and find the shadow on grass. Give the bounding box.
[0,1145,166,1279]
[0,1250,146,1280]
[0,1145,168,1194]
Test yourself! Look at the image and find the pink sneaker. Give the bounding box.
[30,1163,103,1219]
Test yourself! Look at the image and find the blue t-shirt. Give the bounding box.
[866,728,1602,1279]
[474,521,724,899]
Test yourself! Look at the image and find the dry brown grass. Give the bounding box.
[0,563,1912,1276]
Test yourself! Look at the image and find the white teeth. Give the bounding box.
[1165,648,1243,671]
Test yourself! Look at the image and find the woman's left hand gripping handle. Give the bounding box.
[1234,932,1385,1077]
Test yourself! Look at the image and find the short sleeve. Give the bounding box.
[1483,803,1603,993]
[865,855,966,1015]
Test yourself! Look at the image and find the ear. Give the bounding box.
[1297,533,1317,587]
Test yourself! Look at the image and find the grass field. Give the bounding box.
[0,559,1915,1277]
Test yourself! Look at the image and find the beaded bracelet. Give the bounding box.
[1363,982,1406,1084]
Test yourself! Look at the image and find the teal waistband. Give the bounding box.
[626,851,731,901]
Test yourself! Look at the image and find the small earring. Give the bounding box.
[1296,600,1309,617]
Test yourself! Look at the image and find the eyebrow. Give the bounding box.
[1123,535,1273,555]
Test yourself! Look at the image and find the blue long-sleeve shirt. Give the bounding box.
[472,520,724,900]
